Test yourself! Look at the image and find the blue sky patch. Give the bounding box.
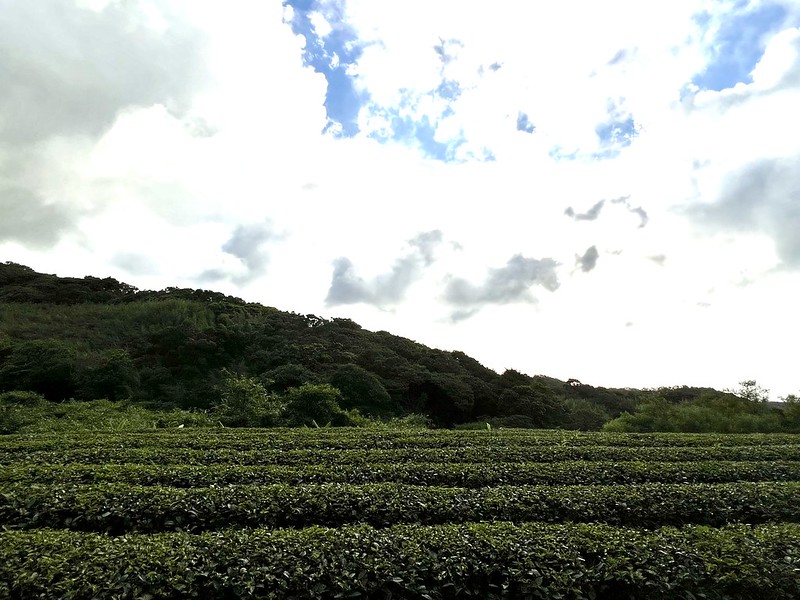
[516,112,535,133]
[413,116,462,161]
[394,114,463,161]
[437,80,462,101]
[549,146,579,161]
[284,0,366,136]
[693,3,790,91]
[608,48,628,65]
[366,105,467,162]
[282,10,485,163]
[434,38,464,65]
[596,115,637,147]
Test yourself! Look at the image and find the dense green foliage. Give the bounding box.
[7,459,800,487]
[3,429,800,598]
[5,522,800,599]
[4,262,797,431]
[3,480,799,532]
[7,439,800,465]
[605,390,800,433]
[0,262,651,428]
[0,394,214,434]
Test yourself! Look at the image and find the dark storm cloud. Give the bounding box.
[565,200,605,221]
[325,230,444,307]
[576,246,599,272]
[687,157,800,268]
[0,1,209,144]
[443,254,560,320]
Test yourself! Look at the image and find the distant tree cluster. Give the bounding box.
[604,381,800,433]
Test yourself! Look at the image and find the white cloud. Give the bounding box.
[752,27,800,88]
[309,11,333,38]
[2,0,800,398]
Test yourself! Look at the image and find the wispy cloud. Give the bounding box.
[565,200,605,221]
[443,254,560,320]
[576,246,599,272]
[565,196,648,228]
[326,230,444,307]
[199,221,285,284]
[611,196,649,228]
[687,157,800,269]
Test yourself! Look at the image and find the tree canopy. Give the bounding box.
[4,262,782,431]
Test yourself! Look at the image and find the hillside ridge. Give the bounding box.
[0,261,719,427]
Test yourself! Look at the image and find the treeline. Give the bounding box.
[604,386,800,433]
[1,262,796,432]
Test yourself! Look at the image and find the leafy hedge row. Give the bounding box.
[7,443,800,466]
[6,459,800,488]
[3,481,798,533]
[3,522,800,599]
[4,429,799,451]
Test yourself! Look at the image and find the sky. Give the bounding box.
[2,0,800,399]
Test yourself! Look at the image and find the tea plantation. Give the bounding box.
[2,429,800,598]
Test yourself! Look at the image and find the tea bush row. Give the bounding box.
[6,459,800,488]
[4,429,798,452]
[3,481,798,533]
[2,522,800,599]
[7,443,800,467]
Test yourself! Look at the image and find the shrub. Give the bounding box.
[283,384,352,427]
[213,372,285,427]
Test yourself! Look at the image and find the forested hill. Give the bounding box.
[0,261,711,428]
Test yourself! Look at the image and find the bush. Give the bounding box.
[213,373,285,427]
[562,398,611,431]
[328,364,398,417]
[0,340,78,401]
[0,391,49,434]
[352,412,432,429]
[0,397,217,434]
[284,384,353,427]
[4,523,800,599]
[0,390,48,407]
[489,414,537,429]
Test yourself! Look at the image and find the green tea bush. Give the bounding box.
[2,522,800,599]
[3,481,798,533]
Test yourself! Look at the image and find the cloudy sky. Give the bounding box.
[2,0,800,398]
